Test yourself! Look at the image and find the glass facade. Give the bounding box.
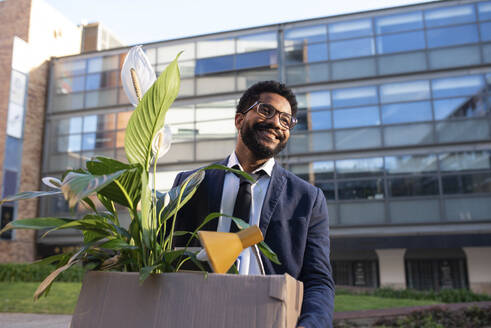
[41,0,491,288]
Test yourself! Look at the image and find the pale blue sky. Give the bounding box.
[44,0,436,45]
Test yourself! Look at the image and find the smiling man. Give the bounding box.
[172,81,335,328]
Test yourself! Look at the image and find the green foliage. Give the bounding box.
[374,306,491,328]
[370,288,491,303]
[0,282,81,314]
[124,52,181,169]
[0,263,83,282]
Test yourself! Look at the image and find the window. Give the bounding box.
[380,80,430,103]
[375,12,423,34]
[336,157,384,178]
[284,25,327,46]
[333,106,379,129]
[376,31,425,54]
[389,176,439,196]
[386,154,438,175]
[432,75,484,98]
[330,37,374,60]
[426,25,479,48]
[424,5,476,27]
[237,32,277,53]
[328,19,372,40]
[332,86,377,108]
[381,101,432,124]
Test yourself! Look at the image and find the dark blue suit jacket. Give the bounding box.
[172,159,335,328]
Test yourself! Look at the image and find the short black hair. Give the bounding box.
[236,81,298,118]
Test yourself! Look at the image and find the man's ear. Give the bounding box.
[235,112,244,131]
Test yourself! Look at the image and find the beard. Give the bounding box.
[240,121,288,159]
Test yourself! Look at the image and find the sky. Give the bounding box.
[44,0,437,46]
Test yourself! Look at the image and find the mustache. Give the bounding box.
[253,122,285,141]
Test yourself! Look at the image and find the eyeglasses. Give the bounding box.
[243,101,297,130]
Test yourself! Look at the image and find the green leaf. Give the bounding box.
[83,230,108,243]
[184,212,222,248]
[139,264,161,283]
[42,214,115,238]
[124,53,181,169]
[86,157,142,207]
[99,238,138,250]
[159,170,205,223]
[0,191,62,205]
[230,217,281,265]
[0,217,74,235]
[33,254,66,266]
[61,170,126,208]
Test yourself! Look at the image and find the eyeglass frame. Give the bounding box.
[241,101,297,130]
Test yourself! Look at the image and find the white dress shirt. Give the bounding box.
[217,152,274,275]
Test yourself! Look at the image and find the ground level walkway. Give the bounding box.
[0,301,490,327]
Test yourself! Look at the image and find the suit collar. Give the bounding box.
[259,162,286,236]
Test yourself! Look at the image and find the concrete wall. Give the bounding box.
[464,247,491,295]
[376,248,406,289]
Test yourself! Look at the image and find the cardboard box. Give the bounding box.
[71,271,303,328]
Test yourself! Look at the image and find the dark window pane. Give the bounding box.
[478,2,491,20]
[330,38,374,60]
[195,55,234,75]
[332,86,378,108]
[0,206,14,239]
[315,182,335,200]
[236,50,277,70]
[425,5,476,27]
[432,75,484,98]
[336,157,384,178]
[376,31,425,54]
[286,43,327,64]
[2,170,18,197]
[375,12,423,34]
[284,25,327,45]
[329,19,372,40]
[333,106,379,129]
[389,176,439,196]
[442,173,491,194]
[386,154,438,175]
[427,25,479,48]
[434,95,488,120]
[338,179,384,200]
[382,101,432,124]
[480,22,491,42]
[290,163,310,181]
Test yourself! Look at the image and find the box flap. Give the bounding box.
[269,275,286,301]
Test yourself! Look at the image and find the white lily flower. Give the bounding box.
[151,125,172,160]
[121,45,156,107]
[42,177,62,189]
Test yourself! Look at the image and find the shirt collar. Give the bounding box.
[227,152,275,177]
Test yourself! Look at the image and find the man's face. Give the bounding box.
[236,92,292,160]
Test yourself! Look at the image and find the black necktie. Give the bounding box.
[230,165,265,232]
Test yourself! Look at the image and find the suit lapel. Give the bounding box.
[203,158,228,231]
[259,163,286,236]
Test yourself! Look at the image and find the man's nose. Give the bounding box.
[265,112,283,128]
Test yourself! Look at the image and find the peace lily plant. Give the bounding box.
[0,46,279,300]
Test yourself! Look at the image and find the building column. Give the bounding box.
[376,248,406,289]
[463,247,491,295]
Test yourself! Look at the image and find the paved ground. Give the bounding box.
[0,313,72,328]
[1,301,490,328]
